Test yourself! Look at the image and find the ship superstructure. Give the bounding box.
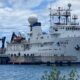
[5,4,80,64]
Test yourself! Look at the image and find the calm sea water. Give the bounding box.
[0,65,80,80]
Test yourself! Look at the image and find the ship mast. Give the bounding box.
[57,7,61,24]
[64,3,72,25]
[49,3,52,27]
[49,3,72,25]
[68,3,72,24]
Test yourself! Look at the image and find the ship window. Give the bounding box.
[66,28,69,30]
[25,44,30,50]
[41,44,43,47]
[24,54,26,57]
[61,54,64,56]
[27,54,29,56]
[57,42,60,46]
[11,54,13,57]
[62,27,64,29]
[55,29,58,31]
[43,42,53,45]
[66,27,69,30]
[72,28,73,30]
[70,28,71,30]
[54,54,57,56]
[18,53,20,56]
[41,36,43,39]
[31,54,34,56]
[68,28,69,30]
[14,54,16,57]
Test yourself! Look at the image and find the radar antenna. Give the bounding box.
[72,14,78,25]
[68,3,71,10]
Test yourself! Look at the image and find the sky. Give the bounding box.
[0,0,80,43]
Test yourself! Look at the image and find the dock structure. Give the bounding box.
[0,56,10,64]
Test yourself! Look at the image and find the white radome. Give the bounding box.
[28,14,38,25]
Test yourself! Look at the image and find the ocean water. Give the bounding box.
[0,65,80,80]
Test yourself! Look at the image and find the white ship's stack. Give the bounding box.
[5,3,80,64]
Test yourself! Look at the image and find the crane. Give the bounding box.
[11,32,25,43]
[0,37,6,49]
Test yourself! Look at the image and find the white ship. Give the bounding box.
[5,4,80,64]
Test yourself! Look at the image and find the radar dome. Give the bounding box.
[28,14,38,25]
[72,15,78,19]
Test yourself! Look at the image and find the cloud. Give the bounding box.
[8,0,44,9]
[0,7,33,31]
[0,0,45,32]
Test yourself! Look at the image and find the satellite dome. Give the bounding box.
[72,15,78,19]
[68,3,72,8]
[28,14,38,25]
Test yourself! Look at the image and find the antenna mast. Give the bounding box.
[68,3,72,24]
[57,7,61,24]
[49,3,52,27]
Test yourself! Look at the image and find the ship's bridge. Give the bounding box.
[49,24,80,38]
[54,24,80,30]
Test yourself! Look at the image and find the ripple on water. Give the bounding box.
[0,65,80,80]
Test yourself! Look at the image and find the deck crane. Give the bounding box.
[11,32,25,43]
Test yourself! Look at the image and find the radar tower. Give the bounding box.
[68,3,72,23]
[49,3,53,27]
[49,3,73,25]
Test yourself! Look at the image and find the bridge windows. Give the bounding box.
[27,54,29,56]
[40,42,54,47]
[24,44,30,50]
[24,54,26,57]
[11,54,13,57]
[55,29,58,31]
[66,27,80,30]
[41,44,43,47]
[57,41,68,47]
[14,54,17,57]
[54,54,57,56]
[18,53,21,56]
